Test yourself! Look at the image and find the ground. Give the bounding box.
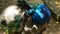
[44,17,60,34]
[0,0,60,34]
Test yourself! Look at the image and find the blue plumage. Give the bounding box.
[32,4,51,25]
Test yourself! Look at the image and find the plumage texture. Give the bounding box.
[32,4,51,25]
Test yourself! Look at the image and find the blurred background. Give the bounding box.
[0,0,60,34]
